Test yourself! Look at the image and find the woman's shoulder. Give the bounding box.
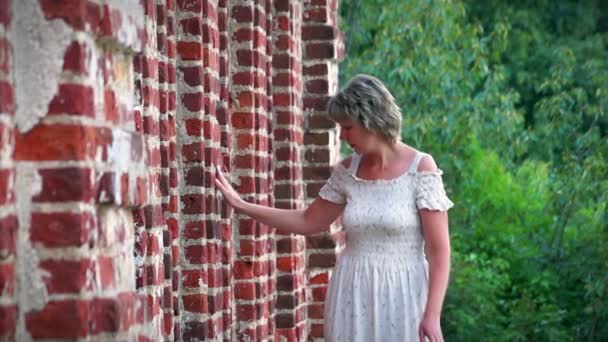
[415,151,438,173]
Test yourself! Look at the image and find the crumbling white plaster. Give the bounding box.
[11,1,75,133]
[15,164,47,341]
[107,128,133,171]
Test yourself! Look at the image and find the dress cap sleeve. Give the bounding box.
[318,164,347,204]
[416,170,454,211]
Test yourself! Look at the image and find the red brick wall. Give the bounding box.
[302,0,345,340]
[0,0,343,340]
[0,0,16,339]
[272,1,308,340]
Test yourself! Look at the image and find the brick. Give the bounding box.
[26,300,89,339]
[276,294,295,310]
[305,79,329,94]
[236,50,267,68]
[181,269,206,288]
[183,321,208,340]
[142,56,159,79]
[0,37,9,74]
[30,212,93,247]
[49,84,95,117]
[308,253,336,267]
[14,125,112,161]
[177,41,202,60]
[63,41,89,74]
[305,148,330,163]
[180,66,203,87]
[0,81,14,114]
[309,272,329,285]
[145,264,163,285]
[274,54,295,69]
[303,8,328,23]
[184,245,207,264]
[0,215,18,260]
[181,92,203,112]
[177,0,202,12]
[40,259,93,294]
[303,132,329,145]
[0,169,13,206]
[275,313,294,328]
[305,42,335,59]
[302,96,329,111]
[309,323,324,338]
[142,85,159,108]
[98,256,114,289]
[98,5,124,38]
[180,17,202,35]
[236,303,255,321]
[303,63,329,76]
[39,0,89,30]
[312,284,328,300]
[0,263,14,296]
[184,166,211,187]
[308,303,324,319]
[33,168,94,202]
[182,142,204,163]
[306,182,323,197]
[277,256,300,272]
[90,298,120,333]
[306,233,336,249]
[183,294,208,313]
[104,89,118,123]
[275,15,289,31]
[0,305,16,338]
[274,0,289,12]
[302,25,335,40]
[272,72,295,87]
[232,5,253,23]
[0,0,9,26]
[307,113,335,129]
[275,34,293,51]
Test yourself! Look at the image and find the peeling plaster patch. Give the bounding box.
[112,54,136,117]
[11,1,75,133]
[101,0,144,50]
[97,206,135,290]
[103,0,144,27]
[108,128,132,172]
[15,164,46,341]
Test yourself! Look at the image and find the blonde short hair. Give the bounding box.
[327,74,402,142]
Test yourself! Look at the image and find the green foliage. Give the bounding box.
[339,0,608,340]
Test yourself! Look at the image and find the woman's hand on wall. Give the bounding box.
[214,165,245,211]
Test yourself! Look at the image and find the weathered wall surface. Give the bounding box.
[0,0,343,340]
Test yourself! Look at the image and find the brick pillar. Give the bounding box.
[175,0,226,340]
[132,0,173,340]
[217,0,234,339]
[229,0,276,340]
[271,1,307,341]
[8,1,149,340]
[0,1,16,339]
[301,0,345,340]
[155,0,181,339]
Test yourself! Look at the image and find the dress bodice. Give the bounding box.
[319,151,454,259]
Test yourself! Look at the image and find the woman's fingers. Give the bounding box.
[215,165,226,183]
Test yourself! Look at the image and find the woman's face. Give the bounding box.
[337,117,381,154]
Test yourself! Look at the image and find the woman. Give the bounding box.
[215,74,453,342]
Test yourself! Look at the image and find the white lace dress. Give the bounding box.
[318,151,454,342]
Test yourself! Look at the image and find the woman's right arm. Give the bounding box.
[215,166,345,235]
